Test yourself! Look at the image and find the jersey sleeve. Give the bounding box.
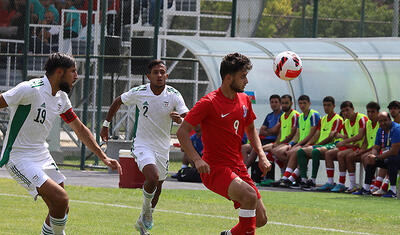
[2,81,33,106]
[358,116,368,129]
[391,126,400,144]
[311,112,320,127]
[174,91,189,115]
[317,119,322,131]
[184,97,211,127]
[120,88,138,106]
[291,113,299,128]
[245,97,256,126]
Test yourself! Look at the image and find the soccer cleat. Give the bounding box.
[372,188,386,197]
[352,188,371,196]
[382,190,397,198]
[300,179,316,191]
[135,216,150,235]
[220,231,230,235]
[258,178,275,186]
[279,179,292,188]
[315,183,335,191]
[331,184,347,193]
[345,186,358,193]
[370,186,380,194]
[270,180,282,187]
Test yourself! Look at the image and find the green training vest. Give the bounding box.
[280,109,299,142]
[344,113,367,147]
[317,113,343,144]
[366,120,379,149]
[298,109,319,142]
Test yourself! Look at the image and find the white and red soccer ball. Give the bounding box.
[273,51,302,81]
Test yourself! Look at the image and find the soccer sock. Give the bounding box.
[311,149,321,179]
[297,149,308,179]
[311,178,316,184]
[181,164,188,169]
[363,184,370,191]
[41,221,53,235]
[143,188,156,214]
[382,179,389,192]
[390,185,397,194]
[282,168,293,180]
[374,176,383,188]
[339,172,346,185]
[49,214,67,235]
[326,168,334,184]
[349,173,356,188]
[230,209,256,235]
[288,168,300,182]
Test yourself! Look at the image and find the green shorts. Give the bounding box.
[312,142,338,150]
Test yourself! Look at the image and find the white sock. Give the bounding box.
[301,178,307,183]
[41,221,53,235]
[288,168,300,182]
[327,177,334,184]
[238,209,256,218]
[143,188,156,214]
[282,167,293,180]
[311,178,316,183]
[363,184,370,191]
[50,214,67,235]
[349,173,356,188]
[390,186,397,194]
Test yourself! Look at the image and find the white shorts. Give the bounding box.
[5,157,66,200]
[132,146,169,181]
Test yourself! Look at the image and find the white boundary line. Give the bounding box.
[0,193,374,235]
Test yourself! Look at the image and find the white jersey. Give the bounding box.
[0,76,72,167]
[121,83,188,155]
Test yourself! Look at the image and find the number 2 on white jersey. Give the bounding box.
[234,120,239,134]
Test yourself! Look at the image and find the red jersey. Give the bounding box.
[184,88,256,167]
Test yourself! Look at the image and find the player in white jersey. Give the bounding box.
[0,53,121,235]
[100,60,188,234]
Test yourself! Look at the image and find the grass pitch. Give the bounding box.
[0,178,399,234]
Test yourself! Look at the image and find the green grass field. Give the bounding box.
[1,177,399,235]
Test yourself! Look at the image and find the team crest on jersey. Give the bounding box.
[163,101,169,107]
[243,105,247,118]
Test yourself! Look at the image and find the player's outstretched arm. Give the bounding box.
[100,96,123,142]
[0,95,8,109]
[69,117,122,174]
[177,121,210,174]
[245,122,272,176]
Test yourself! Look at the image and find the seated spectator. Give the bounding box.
[64,0,80,38]
[33,11,59,52]
[172,124,202,178]
[37,0,60,24]
[354,112,400,198]
[10,0,30,39]
[0,0,17,27]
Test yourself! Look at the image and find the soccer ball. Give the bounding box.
[273,51,302,81]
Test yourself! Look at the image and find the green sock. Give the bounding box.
[297,149,308,179]
[311,149,321,179]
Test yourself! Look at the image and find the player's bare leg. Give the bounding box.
[136,164,159,232]
[38,180,69,235]
[223,177,265,235]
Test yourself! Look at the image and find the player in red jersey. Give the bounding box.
[177,53,271,235]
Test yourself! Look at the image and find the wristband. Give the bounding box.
[289,141,296,146]
[103,120,110,128]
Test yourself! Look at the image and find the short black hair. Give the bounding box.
[220,53,252,80]
[147,60,166,74]
[366,101,380,111]
[281,94,292,102]
[44,53,75,76]
[323,96,335,105]
[298,95,310,102]
[387,100,400,109]
[340,101,354,109]
[269,94,281,102]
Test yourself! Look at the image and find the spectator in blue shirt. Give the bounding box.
[243,94,282,183]
[172,124,202,178]
[354,112,400,198]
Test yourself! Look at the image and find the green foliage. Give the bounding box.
[256,0,395,38]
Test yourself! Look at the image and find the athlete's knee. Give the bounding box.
[239,187,258,208]
[51,190,69,210]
